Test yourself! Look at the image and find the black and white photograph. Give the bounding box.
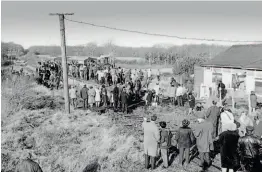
[1,1,262,172]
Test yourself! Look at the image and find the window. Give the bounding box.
[212,73,222,83]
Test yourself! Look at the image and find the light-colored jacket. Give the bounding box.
[88,88,96,104]
[176,86,183,97]
[142,121,160,157]
[220,111,234,132]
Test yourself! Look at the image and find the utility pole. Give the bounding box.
[50,13,74,114]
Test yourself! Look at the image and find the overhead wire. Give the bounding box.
[64,17,262,43]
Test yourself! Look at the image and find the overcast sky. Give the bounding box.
[1,1,262,48]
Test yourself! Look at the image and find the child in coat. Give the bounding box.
[175,119,195,167]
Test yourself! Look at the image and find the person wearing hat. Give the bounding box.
[193,112,214,171]
[142,115,160,170]
[15,151,43,172]
[206,100,221,138]
[238,126,262,172]
[217,123,240,172]
[175,119,195,167]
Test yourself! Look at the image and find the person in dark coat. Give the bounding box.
[175,119,195,167]
[121,87,128,113]
[15,152,43,172]
[238,126,262,172]
[113,83,119,111]
[146,90,154,106]
[101,84,107,107]
[217,123,240,172]
[159,121,170,168]
[80,85,89,109]
[188,93,195,115]
[205,100,221,138]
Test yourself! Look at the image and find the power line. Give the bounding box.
[65,17,262,43]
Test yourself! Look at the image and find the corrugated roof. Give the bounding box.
[202,44,262,70]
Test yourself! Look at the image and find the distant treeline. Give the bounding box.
[2,41,228,75]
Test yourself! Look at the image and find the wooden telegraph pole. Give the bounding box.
[50,13,74,114]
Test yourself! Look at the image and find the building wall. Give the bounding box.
[197,66,262,98]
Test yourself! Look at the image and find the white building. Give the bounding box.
[194,44,262,99]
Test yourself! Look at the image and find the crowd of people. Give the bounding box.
[13,60,261,172]
[142,99,262,172]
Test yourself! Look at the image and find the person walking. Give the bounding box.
[217,123,240,172]
[238,126,262,172]
[175,119,195,167]
[80,85,89,109]
[142,115,160,170]
[193,113,214,171]
[205,100,221,138]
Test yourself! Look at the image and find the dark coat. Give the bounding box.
[238,134,262,159]
[15,159,43,172]
[188,96,195,108]
[218,130,240,168]
[175,127,195,148]
[159,128,170,149]
[146,91,154,103]
[80,87,89,99]
[121,92,128,104]
[113,86,119,101]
